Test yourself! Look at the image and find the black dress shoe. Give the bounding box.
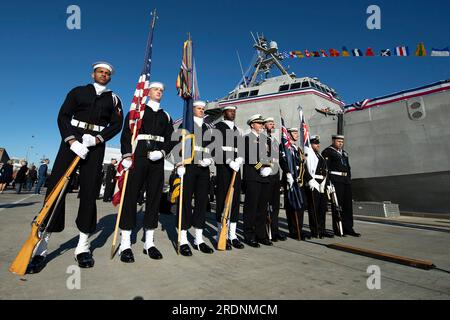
[244,239,260,248]
[196,242,214,254]
[289,232,300,240]
[27,255,46,274]
[323,232,335,238]
[75,252,95,268]
[179,244,193,256]
[231,238,245,249]
[344,230,361,237]
[143,247,163,260]
[224,240,233,250]
[120,248,135,263]
[301,232,311,240]
[258,238,273,246]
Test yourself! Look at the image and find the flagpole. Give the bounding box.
[177,130,186,255]
[110,9,157,259]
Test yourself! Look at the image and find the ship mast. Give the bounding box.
[248,33,289,87]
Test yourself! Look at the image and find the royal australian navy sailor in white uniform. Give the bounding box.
[28,61,124,273]
[118,82,176,263]
[175,100,215,256]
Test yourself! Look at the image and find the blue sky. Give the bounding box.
[1,0,449,167]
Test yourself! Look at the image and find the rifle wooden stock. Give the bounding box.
[9,156,80,276]
[217,171,237,251]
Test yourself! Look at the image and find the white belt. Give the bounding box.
[314,175,325,180]
[330,171,348,176]
[194,146,210,153]
[222,146,238,152]
[137,134,165,142]
[71,119,105,132]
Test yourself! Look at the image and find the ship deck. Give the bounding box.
[1,190,449,300]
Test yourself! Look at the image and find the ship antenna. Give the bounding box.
[236,50,246,88]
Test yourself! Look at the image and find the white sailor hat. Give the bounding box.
[332,134,344,140]
[92,61,115,74]
[193,100,206,107]
[222,105,237,112]
[310,135,320,144]
[247,114,265,125]
[264,117,275,123]
[287,127,298,132]
[149,82,165,90]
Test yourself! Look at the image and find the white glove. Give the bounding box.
[177,166,186,177]
[319,179,327,193]
[70,141,89,159]
[308,179,320,192]
[82,134,97,147]
[229,160,240,172]
[122,158,132,170]
[260,167,272,177]
[234,157,244,166]
[148,150,164,161]
[199,158,212,167]
[286,173,294,188]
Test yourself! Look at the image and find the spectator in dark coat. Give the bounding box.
[0,160,14,193]
[15,161,29,194]
[35,159,49,194]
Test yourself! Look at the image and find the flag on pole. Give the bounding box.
[329,48,340,57]
[415,42,426,56]
[352,49,363,56]
[430,47,450,57]
[176,36,197,163]
[298,106,318,178]
[365,47,375,56]
[113,12,156,206]
[341,47,350,57]
[395,46,409,56]
[280,114,307,210]
[380,49,392,56]
[320,49,328,57]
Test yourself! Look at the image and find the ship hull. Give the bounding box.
[352,171,450,214]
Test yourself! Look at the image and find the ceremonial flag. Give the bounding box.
[298,106,318,178]
[415,42,426,56]
[365,47,375,56]
[176,37,198,162]
[320,49,328,57]
[113,12,156,206]
[329,48,340,57]
[341,46,350,57]
[380,49,391,56]
[352,49,363,56]
[304,49,312,58]
[395,46,409,56]
[291,50,304,58]
[430,47,450,57]
[280,114,307,210]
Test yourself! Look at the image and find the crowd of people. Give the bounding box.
[0,159,49,194]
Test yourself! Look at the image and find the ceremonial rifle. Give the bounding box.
[326,182,344,236]
[217,171,237,250]
[9,156,80,275]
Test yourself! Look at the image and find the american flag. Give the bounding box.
[298,106,318,177]
[112,11,157,206]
